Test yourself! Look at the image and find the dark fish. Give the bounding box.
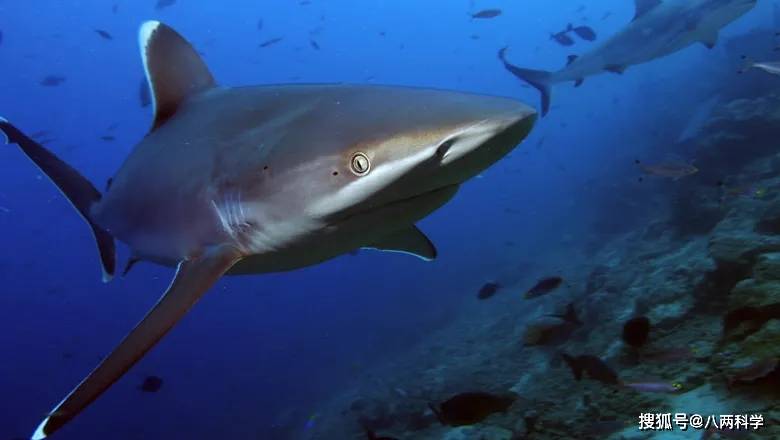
[257,19,264,31]
[572,25,597,41]
[259,37,283,48]
[94,29,113,40]
[112,4,118,13]
[310,39,320,50]
[622,316,650,348]
[138,375,163,392]
[139,77,151,108]
[299,0,311,5]
[100,135,116,142]
[562,354,620,385]
[524,276,563,299]
[477,282,501,300]
[0,30,4,46]
[724,303,780,337]
[546,302,582,325]
[155,0,176,10]
[727,357,779,387]
[470,34,480,40]
[550,31,575,46]
[601,11,612,20]
[470,9,502,19]
[429,392,516,426]
[363,425,398,440]
[40,75,66,87]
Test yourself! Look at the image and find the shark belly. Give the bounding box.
[229,184,459,274]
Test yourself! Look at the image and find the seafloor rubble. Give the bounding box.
[302,90,780,440]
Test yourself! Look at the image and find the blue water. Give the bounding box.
[0,1,777,439]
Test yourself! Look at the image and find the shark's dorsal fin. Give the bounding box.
[139,21,216,131]
[364,226,437,261]
[633,0,662,22]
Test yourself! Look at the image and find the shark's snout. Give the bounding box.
[431,102,536,184]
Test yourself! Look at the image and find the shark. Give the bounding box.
[498,0,757,115]
[0,21,536,439]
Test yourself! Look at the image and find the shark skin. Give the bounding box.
[499,0,757,115]
[0,21,536,439]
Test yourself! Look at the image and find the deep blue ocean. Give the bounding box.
[1,1,779,439]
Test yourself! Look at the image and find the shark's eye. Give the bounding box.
[350,152,371,176]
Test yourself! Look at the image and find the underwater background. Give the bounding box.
[1,0,779,439]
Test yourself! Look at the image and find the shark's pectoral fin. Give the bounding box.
[139,20,217,131]
[0,118,116,282]
[363,225,437,261]
[31,245,242,440]
[698,30,719,49]
[632,0,661,22]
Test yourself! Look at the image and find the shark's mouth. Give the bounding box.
[334,184,460,226]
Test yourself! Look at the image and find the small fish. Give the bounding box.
[477,281,501,300]
[622,381,682,393]
[550,31,575,46]
[138,375,163,392]
[0,30,4,46]
[94,29,113,40]
[429,392,516,426]
[139,77,151,108]
[112,3,118,14]
[622,316,651,348]
[635,159,698,179]
[470,9,502,19]
[601,11,612,20]
[304,413,319,430]
[257,18,264,31]
[571,25,597,41]
[310,39,320,50]
[259,37,283,48]
[0,206,10,213]
[740,56,780,76]
[100,135,116,142]
[524,276,564,299]
[562,353,620,385]
[155,0,176,10]
[470,34,480,40]
[40,75,66,87]
[299,0,312,5]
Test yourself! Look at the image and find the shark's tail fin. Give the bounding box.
[0,118,116,281]
[498,47,553,116]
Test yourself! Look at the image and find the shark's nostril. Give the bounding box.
[436,139,455,159]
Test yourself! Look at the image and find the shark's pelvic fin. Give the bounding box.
[0,118,116,281]
[605,64,627,74]
[498,47,553,116]
[632,0,662,22]
[139,21,217,131]
[30,245,242,439]
[698,30,719,49]
[364,225,437,261]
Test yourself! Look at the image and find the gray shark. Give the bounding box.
[0,21,535,439]
[499,0,757,115]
